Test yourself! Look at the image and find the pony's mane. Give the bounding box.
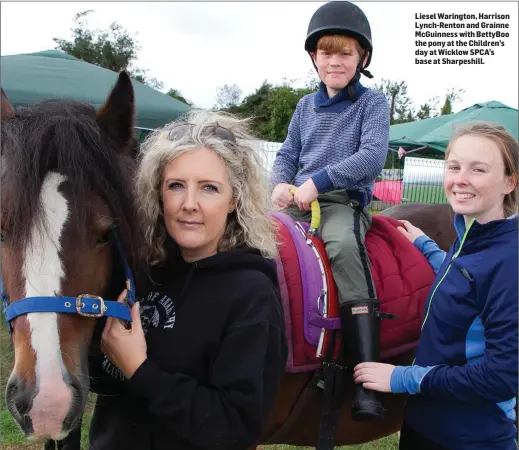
[0,99,143,280]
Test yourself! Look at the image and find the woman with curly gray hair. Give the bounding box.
[89,110,288,450]
[137,109,278,264]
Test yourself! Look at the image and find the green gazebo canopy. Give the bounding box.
[1,50,190,130]
[389,101,518,154]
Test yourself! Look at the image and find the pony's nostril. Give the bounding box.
[14,394,32,416]
[62,375,86,432]
[6,378,19,399]
[69,374,84,396]
[12,388,33,416]
[6,378,25,412]
[5,378,34,434]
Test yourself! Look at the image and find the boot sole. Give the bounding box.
[352,403,386,421]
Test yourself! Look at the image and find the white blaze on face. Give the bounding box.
[24,172,72,439]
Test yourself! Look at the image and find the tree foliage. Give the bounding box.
[215,84,243,109]
[440,87,465,116]
[373,79,464,125]
[374,79,414,125]
[219,75,463,142]
[416,97,439,121]
[222,77,316,141]
[55,10,464,140]
[226,81,273,138]
[53,10,163,90]
[166,88,193,106]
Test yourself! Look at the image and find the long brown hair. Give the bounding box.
[446,122,518,217]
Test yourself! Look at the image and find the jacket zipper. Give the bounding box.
[412,218,475,365]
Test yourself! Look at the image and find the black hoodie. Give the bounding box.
[88,246,288,450]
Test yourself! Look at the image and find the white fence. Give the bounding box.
[403,156,444,185]
[254,140,283,172]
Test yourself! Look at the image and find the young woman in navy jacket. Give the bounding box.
[354,122,518,450]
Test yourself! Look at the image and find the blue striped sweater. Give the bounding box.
[270,81,390,207]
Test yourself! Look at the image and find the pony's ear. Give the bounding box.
[1,88,14,120]
[97,71,135,147]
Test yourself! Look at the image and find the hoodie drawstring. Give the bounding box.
[178,262,197,305]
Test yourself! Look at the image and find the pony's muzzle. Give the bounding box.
[6,373,83,440]
[6,376,35,436]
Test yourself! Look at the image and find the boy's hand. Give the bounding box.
[272,183,295,210]
[294,179,318,211]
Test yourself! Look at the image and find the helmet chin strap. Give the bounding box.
[360,68,373,79]
[358,50,374,79]
[351,56,374,81]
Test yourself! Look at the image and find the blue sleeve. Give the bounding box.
[323,93,390,191]
[413,235,446,275]
[419,258,518,403]
[390,365,435,394]
[270,99,303,189]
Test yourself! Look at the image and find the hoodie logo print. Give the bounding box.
[102,292,177,380]
[143,292,176,330]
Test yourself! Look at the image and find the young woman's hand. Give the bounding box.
[397,219,426,243]
[353,362,396,393]
[101,290,147,379]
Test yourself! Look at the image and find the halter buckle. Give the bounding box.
[76,295,106,318]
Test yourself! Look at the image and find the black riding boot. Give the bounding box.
[340,300,386,421]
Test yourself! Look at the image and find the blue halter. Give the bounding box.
[1,231,135,334]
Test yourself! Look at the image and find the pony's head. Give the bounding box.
[0,72,141,441]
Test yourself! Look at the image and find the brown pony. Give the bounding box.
[254,202,456,447]
[0,72,143,443]
[1,69,457,447]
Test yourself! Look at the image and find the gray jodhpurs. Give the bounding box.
[283,189,377,306]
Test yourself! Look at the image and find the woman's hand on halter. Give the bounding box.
[353,362,396,393]
[397,219,426,244]
[101,290,147,379]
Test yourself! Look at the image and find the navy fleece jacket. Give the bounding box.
[391,214,518,450]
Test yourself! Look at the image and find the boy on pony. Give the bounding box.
[271,1,390,421]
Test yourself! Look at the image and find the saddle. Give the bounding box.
[271,211,436,373]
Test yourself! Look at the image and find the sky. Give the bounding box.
[1,1,518,114]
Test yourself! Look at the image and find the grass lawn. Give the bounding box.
[0,317,399,450]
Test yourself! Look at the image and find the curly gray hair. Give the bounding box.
[136,109,278,265]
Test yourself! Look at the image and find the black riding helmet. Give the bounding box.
[305,1,374,80]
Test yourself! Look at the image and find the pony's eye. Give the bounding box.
[96,231,112,246]
[1,233,5,243]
